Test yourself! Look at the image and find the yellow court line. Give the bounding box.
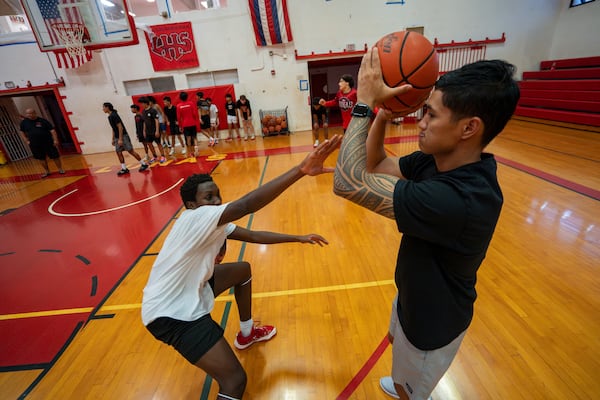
[0,307,93,321]
[0,280,396,321]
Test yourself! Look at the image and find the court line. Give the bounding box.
[0,280,396,321]
[47,178,184,217]
[336,335,391,400]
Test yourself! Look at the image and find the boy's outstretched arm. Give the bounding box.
[229,226,329,247]
[219,136,342,226]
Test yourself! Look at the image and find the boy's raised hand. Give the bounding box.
[299,135,342,176]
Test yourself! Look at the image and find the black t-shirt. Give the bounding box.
[393,151,503,350]
[236,99,251,119]
[108,111,127,138]
[311,105,327,122]
[143,107,158,135]
[20,117,54,144]
[134,113,144,136]
[224,101,237,116]
[164,105,177,125]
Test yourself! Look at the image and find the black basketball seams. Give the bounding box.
[404,49,436,87]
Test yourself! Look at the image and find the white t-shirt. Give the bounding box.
[209,104,218,120]
[141,203,236,325]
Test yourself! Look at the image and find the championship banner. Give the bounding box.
[145,22,199,71]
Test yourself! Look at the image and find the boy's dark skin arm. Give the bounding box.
[229,226,328,246]
[218,136,342,226]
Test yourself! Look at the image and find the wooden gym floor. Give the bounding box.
[0,120,599,399]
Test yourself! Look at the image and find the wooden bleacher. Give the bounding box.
[515,56,600,128]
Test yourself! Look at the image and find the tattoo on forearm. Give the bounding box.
[334,117,396,219]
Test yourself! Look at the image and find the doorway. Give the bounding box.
[307,57,362,127]
[0,90,77,162]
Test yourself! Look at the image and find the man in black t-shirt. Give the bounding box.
[139,97,167,163]
[334,50,520,400]
[103,102,148,175]
[311,97,328,148]
[19,108,65,178]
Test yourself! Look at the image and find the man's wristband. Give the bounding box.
[351,103,374,118]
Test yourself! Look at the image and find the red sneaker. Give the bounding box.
[234,325,277,350]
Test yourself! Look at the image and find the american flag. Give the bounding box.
[247,0,293,47]
[36,0,92,68]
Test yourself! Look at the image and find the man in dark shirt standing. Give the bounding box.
[334,49,520,400]
[19,108,65,178]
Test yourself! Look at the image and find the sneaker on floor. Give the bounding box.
[214,138,219,144]
[234,325,277,350]
[169,147,175,155]
[209,138,215,146]
[250,136,256,140]
[159,156,166,163]
[117,168,130,176]
[313,140,319,148]
[59,169,65,174]
[139,164,149,172]
[149,157,157,164]
[41,171,50,178]
[244,136,248,141]
[379,377,400,399]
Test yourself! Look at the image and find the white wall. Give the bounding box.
[1,0,598,154]
[550,0,600,59]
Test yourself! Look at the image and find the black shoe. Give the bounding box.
[117,168,130,176]
[139,164,149,172]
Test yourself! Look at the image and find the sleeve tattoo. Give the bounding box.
[333,117,397,219]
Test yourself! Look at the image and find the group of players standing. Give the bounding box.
[103,92,257,176]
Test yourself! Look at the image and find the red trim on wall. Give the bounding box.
[295,44,368,60]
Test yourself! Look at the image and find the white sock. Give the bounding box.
[240,318,254,337]
[121,163,127,169]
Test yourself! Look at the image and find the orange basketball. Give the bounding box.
[375,31,439,113]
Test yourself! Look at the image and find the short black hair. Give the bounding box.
[341,74,354,88]
[163,96,171,102]
[196,91,204,98]
[103,102,114,111]
[179,92,188,101]
[180,174,214,207]
[435,59,520,145]
[130,104,139,111]
[138,97,149,104]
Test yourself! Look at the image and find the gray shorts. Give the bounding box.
[389,296,466,400]
[115,134,134,152]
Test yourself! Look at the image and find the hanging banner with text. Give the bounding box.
[146,22,199,71]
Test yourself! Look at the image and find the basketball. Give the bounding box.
[375,31,439,114]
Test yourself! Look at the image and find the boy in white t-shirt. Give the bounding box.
[141,135,341,400]
[207,97,219,145]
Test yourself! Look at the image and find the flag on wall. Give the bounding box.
[36,0,92,68]
[247,0,293,47]
[145,22,200,72]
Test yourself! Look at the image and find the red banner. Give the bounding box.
[146,22,199,71]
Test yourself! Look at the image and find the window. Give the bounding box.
[186,69,238,88]
[124,76,176,95]
[570,0,596,7]
[0,1,31,35]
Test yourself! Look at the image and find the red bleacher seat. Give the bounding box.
[515,56,600,127]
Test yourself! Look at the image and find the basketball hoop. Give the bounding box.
[51,22,88,58]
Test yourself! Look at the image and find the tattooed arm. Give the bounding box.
[333,47,412,219]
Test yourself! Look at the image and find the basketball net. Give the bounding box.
[51,22,87,58]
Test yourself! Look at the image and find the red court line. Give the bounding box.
[495,155,600,200]
[336,335,390,400]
